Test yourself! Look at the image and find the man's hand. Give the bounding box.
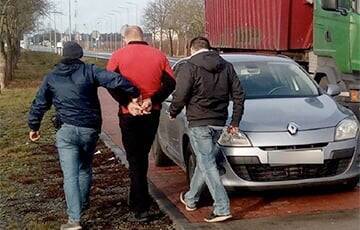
[128,102,143,116]
[227,126,239,135]
[29,130,40,142]
[141,98,152,115]
[132,96,142,105]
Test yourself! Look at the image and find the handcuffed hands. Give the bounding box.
[29,130,41,142]
[127,97,153,116]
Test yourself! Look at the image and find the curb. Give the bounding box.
[100,132,193,230]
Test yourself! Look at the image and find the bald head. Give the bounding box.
[124,26,144,44]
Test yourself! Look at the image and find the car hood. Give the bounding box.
[229,95,353,132]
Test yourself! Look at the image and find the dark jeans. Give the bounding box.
[119,111,160,213]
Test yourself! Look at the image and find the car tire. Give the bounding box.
[186,146,197,185]
[152,133,172,167]
[344,177,359,190]
[185,144,212,203]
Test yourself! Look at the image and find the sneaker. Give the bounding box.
[179,192,197,211]
[204,212,232,223]
[60,219,82,230]
[128,211,151,222]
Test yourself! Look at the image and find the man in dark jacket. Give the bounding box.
[169,37,245,223]
[28,42,140,230]
[107,26,175,222]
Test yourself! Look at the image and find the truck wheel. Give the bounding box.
[152,134,172,167]
[318,76,329,90]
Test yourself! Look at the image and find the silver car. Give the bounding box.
[153,54,360,189]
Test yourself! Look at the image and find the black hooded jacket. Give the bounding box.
[169,51,245,127]
[28,59,139,132]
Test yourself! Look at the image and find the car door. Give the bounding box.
[161,95,184,160]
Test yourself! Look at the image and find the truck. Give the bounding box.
[205,0,360,119]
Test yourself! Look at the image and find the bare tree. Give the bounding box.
[143,0,204,56]
[0,0,49,92]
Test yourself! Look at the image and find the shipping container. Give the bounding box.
[205,0,313,51]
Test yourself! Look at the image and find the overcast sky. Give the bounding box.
[43,0,151,33]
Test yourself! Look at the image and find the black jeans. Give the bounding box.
[119,111,160,213]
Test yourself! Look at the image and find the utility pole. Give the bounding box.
[74,0,78,41]
[68,0,72,41]
[126,2,138,25]
[54,13,57,52]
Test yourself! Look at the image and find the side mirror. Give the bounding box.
[321,0,337,10]
[326,84,341,96]
[166,95,173,102]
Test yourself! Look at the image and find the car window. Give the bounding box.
[338,0,352,10]
[232,62,320,99]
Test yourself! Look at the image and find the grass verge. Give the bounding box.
[0,51,173,229]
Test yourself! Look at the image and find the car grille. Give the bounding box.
[259,143,328,151]
[231,157,352,182]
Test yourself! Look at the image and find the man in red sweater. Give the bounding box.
[107,26,175,222]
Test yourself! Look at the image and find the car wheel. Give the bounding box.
[344,177,359,190]
[185,144,212,203]
[186,145,197,185]
[152,133,172,167]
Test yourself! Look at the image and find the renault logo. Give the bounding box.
[287,122,299,135]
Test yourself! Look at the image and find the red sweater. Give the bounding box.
[107,41,174,114]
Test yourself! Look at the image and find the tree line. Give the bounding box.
[0,0,49,91]
[143,0,205,57]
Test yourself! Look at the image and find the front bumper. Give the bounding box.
[220,136,360,189]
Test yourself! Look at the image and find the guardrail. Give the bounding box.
[29,45,179,64]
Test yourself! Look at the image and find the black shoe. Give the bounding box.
[204,212,232,223]
[129,211,151,222]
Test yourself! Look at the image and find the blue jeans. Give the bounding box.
[184,126,230,216]
[56,124,99,221]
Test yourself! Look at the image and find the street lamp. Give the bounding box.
[83,24,91,50]
[111,10,126,49]
[118,6,130,25]
[103,16,113,51]
[45,11,64,53]
[68,0,72,41]
[109,13,118,51]
[125,2,138,25]
[96,18,106,50]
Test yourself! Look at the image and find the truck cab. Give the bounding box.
[314,0,360,118]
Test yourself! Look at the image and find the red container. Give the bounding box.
[205,0,313,51]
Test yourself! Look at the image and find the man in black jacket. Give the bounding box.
[28,42,140,230]
[169,37,245,223]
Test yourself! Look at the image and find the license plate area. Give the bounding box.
[268,149,324,165]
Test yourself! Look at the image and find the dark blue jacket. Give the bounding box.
[28,59,139,131]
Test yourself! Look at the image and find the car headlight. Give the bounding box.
[217,129,252,147]
[335,117,359,141]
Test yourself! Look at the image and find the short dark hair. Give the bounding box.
[190,36,211,51]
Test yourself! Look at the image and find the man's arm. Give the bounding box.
[168,62,194,118]
[228,64,245,127]
[105,54,132,105]
[92,65,140,99]
[151,71,176,105]
[106,53,119,72]
[28,76,53,132]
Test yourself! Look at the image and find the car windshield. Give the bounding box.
[232,61,320,99]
